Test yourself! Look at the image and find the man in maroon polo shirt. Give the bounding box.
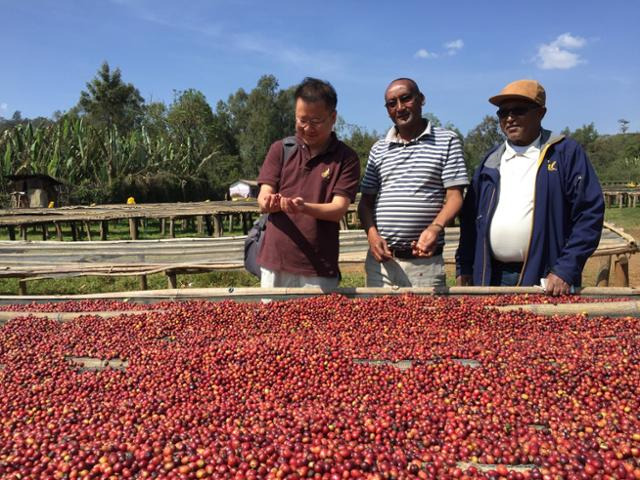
[256,77,360,288]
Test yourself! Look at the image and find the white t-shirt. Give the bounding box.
[489,136,541,263]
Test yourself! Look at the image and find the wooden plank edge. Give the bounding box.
[0,310,161,323]
[495,301,640,316]
[0,286,638,304]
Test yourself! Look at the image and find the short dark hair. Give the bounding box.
[387,78,422,96]
[295,77,337,111]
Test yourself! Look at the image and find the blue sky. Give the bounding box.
[1,0,639,136]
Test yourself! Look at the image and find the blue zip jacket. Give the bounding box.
[456,129,604,286]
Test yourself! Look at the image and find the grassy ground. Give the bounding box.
[0,218,251,241]
[0,269,366,295]
[2,207,638,295]
[604,207,640,229]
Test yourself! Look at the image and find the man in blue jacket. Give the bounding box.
[456,79,604,295]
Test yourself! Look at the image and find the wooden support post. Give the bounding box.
[54,222,63,241]
[139,275,148,290]
[228,214,234,233]
[595,255,612,287]
[8,226,15,241]
[169,219,176,238]
[613,254,629,287]
[100,221,108,240]
[41,224,48,241]
[197,216,205,234]
[129,218,138,240]
[20,225,27,241]
[618,193,623,208]
[18,280,27,296]
[160,219,166,236]
[339,216,348,230]
[70,222,77,241]
[84,221,92,241]
[241,213,250,235]
[167,272,177,289]
[205,216,213,236]
[213,215,222,237]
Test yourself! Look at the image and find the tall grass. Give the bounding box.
[0,116,218,204]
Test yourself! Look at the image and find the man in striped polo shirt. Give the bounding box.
[358,78,469,287]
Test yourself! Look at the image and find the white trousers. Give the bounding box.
[364,251,446,287]
[260,267,339,289]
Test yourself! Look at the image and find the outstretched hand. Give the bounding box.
[280,196,305,214]
[260,193,282,213]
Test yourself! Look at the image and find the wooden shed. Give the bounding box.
[229,179,258,199]
[6,174,63,208]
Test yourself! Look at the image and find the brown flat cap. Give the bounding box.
[489,79,546,107]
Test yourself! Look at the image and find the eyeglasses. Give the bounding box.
[296,116,330,128]
[496,105,540,119]
[384,92,418,110]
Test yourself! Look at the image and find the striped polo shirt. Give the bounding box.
[361,121,468,249]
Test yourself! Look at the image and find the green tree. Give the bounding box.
[336,117,379,174]
[424,112,442,127]
[211,100,239,156]
[77,62,145,132]
[564,123,599,151]
[222,75,295,176]
[618,119,630,134]
[141,101,168,139]
[167,89,214,138]
[464,116,504,170]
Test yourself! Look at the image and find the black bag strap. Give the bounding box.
[281,135,297,167]
[254,136,297,230]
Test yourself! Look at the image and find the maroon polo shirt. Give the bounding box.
[257,133,360,277]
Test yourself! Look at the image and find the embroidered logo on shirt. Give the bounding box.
[321,167,331,180]
[547,161,557,172]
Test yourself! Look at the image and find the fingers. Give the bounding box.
[264,193,281,212]
[545,276,571,296]
[411,247,432,258]
[551,284,570,296]
[370,239,391,262]
[411,240,436,257]
[278,196,305,213]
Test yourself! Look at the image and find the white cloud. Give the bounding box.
[536,33,587,70]
[0,103,7,111]
[444,39,464,55]
[554,33,587,49]
[414,49,438,59]
[416,39,464,60]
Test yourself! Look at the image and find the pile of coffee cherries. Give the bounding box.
[0,294,638,479]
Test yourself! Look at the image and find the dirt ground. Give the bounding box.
[582,226,640,288]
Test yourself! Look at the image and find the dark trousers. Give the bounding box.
[491,260,524,286]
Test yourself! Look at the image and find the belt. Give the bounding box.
[391,245,443,259]
[492,260,524,272]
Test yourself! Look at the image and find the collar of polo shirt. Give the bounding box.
[385,120,432,144]
[503,134,542,161]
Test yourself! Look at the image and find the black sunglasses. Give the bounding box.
[496,105,540,119]
[385,92,418,110]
